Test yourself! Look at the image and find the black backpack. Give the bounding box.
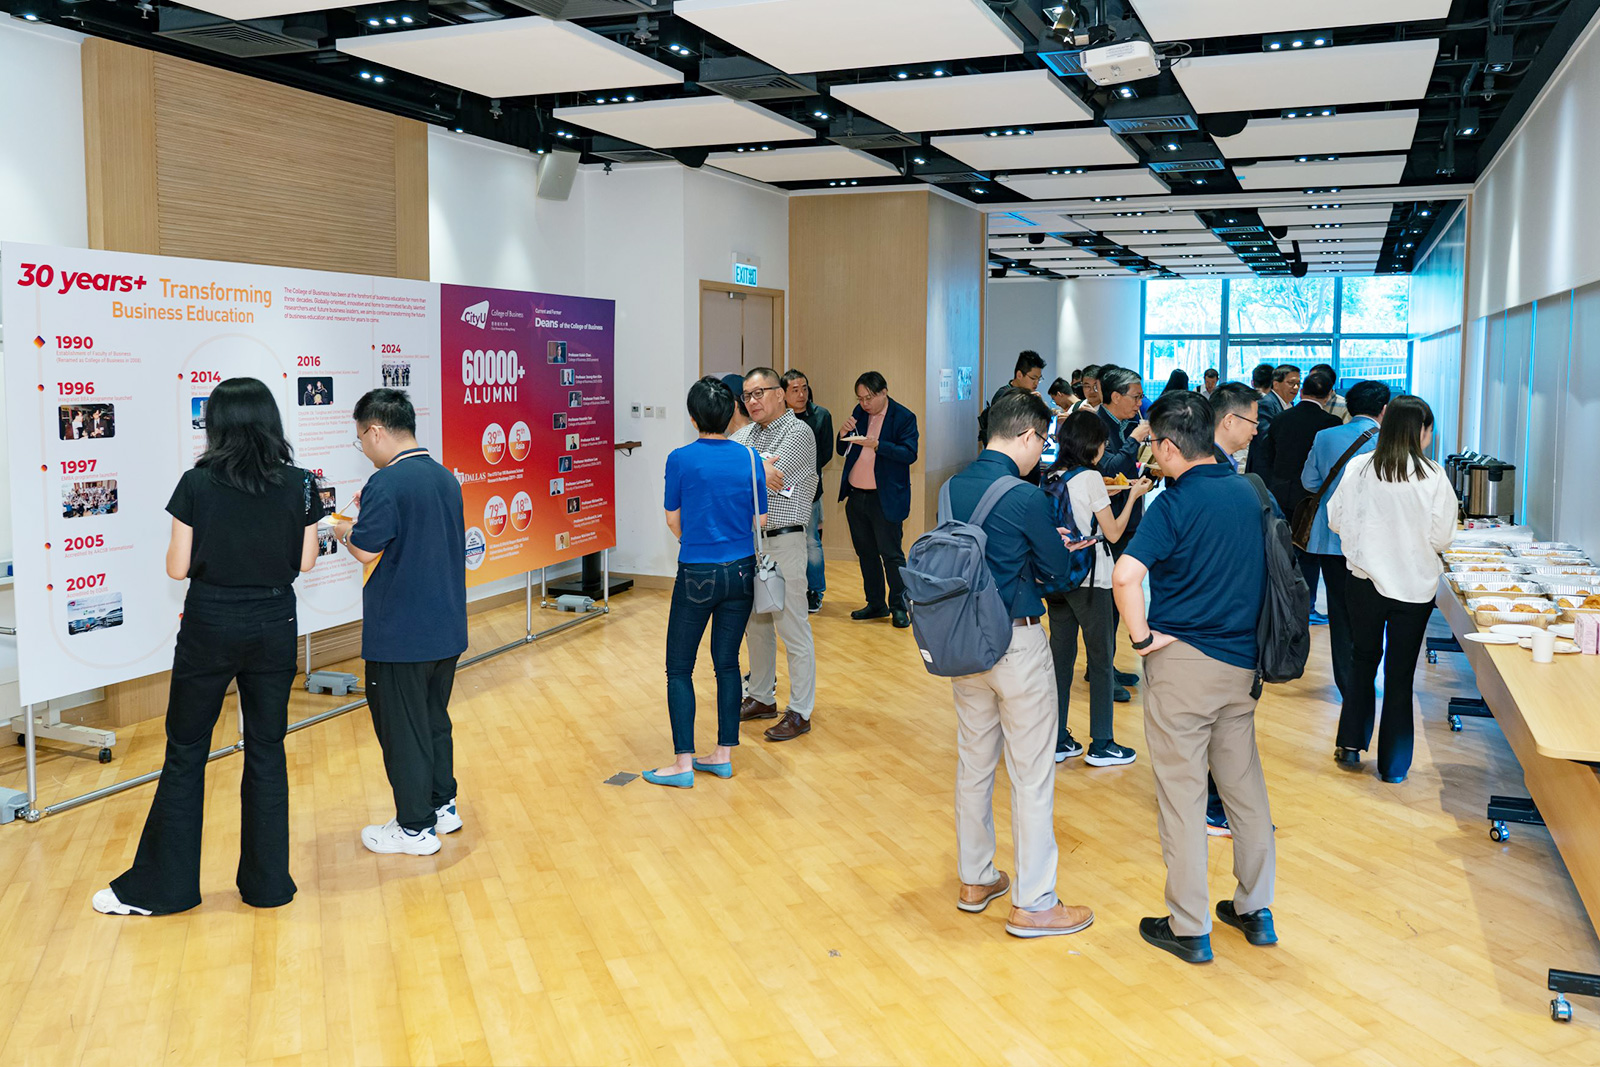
[1243,473,1310,684]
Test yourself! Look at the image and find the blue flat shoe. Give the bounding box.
[642,769,694,789]
[692,759,733,779]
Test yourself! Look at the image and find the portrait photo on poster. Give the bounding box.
[560,368,575,386]
[58,403,115,441]
[558,456,573,473]
[298,376,334,406]
[547,340,567,364]
[566,497,581,514]
[568,390,583,409]
[549,478,564,496]
[553,413,567,430]
[63,479,117,518]
[565,433,580,451]
[555,532,570,551]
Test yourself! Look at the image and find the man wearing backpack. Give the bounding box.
[1112,391,1276,965]
[942,390,1096,940]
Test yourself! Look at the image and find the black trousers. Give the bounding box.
[845,489,907,611]
[1338,576,1434,779]
[1046,585,1117,743]
[1296,549,1323,612]
[1317,553,1355,699]
[111,585,298,914]
[367,656,460,832]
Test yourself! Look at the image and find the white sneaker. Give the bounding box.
[361,818,441,856]
[435,798,462,835]
[92,887,152,916]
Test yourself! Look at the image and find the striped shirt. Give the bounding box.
[732,409,817,528]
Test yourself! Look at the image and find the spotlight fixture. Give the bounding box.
[1457,107,1482,137]
[1117,86,1136,99]
[933,69,946,77]
[813,110,829,120]
[368,17,379,25]
[1486,32,1513,73]
[912,156,926,165]
[1028,233,1046,246]
[896,71,909,79]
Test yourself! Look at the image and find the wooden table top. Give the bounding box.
[1436,576,1600,762]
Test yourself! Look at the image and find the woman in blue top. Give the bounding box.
[644,377,767,788]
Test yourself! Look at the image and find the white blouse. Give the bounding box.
[1326,453,1458,604]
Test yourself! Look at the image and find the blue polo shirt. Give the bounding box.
[349,449,469,663]
[946,451,1074,619]
[664,438,766,564]
[1125,462,1265,670]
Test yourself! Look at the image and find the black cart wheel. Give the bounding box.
[1491,822,1508,842]
[15,734,24,747]
[1551,997,1572,1022]
[1427,650,1438,664]
[98,747,113,764]
[1450,715,1463,732]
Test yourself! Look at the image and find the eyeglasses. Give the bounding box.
[741,385,780,403]
[353,425,376,451]
[1229,413,1258,426]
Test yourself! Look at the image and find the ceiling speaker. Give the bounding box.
[536,150,581,201]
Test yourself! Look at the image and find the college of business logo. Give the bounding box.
[510,491,533,531]
[464,526,487,570]
[481,421,506,465]
[484,495,508,537]
[461,300,489,330]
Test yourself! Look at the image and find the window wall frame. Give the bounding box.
[1139,276,1413,390]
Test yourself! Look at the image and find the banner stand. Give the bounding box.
[7,557,611,826]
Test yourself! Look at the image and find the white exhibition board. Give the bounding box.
[2,243,440,705]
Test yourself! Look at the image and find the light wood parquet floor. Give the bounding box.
[2,561,1598,1066]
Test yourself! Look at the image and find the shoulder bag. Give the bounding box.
[749,446,786,616]
[1290,427,1378,551]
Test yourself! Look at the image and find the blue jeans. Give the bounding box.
[806,498,826,593]
[666,556,756,754]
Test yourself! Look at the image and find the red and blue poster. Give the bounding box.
[439,284,616,587]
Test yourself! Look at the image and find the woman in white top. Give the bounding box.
[1042,410,1153,766]
[1326,396,1457,783]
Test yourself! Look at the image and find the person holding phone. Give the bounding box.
[837,371,919,628]
[94,377,320,916]
[1043,411,1152,766]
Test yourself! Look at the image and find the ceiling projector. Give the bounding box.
[1080,40,1160,86]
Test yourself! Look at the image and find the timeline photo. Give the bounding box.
[58,404,115,441]
[298,377,334,406]
[66,592,123,636]
[63,479,118,519]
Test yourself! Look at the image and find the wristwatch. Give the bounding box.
[1130,633,1154,650]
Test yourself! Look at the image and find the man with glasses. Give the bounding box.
[732,368,821,742]
[782,369,833,614]
[1094,365,1152,692]
[838,371,920,629]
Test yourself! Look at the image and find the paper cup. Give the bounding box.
[1531,629,1557,663]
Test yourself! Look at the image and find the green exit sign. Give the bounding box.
[734,262,759,287]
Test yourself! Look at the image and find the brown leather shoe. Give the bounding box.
[763,710,811,741]
[1005,902,1095,939]
[739,697,778,721]
[957,870,1010,913]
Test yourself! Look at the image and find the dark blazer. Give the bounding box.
[1094,405,1143,547]
[837,397,919,523]
[1246,389,1287,476]
[1258,399,1341,516]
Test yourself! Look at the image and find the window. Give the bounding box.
[1140,276,1412,391]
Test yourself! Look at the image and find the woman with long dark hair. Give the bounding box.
[644,377,767,788]
[94,377,320,915]
[1325,395,1457,784]
[1042,410,1152,766]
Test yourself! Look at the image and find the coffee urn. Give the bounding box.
[1466,461,1517,521]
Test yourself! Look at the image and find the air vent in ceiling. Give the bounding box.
[698,56,819,100]
[1103,94,1200,136]
[1149,158,1226,174]
[920,170,989,185]
[1213,224,1265,235]
[829,121,921,150]
[503,0,662,16]
[1038,50,1086,77]
[156,10,316,57]
[592,147,675,164]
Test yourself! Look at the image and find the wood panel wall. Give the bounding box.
[79,40,431,724]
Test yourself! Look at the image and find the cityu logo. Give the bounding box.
[461,300,490,330]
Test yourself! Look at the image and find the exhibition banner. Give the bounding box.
[2,242,615,705]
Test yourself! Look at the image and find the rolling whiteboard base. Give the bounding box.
[549,552,633,600]
[9,707,116,762]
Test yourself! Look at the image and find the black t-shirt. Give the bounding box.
[167,465,319,588]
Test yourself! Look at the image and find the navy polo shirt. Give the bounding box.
[1125,462,1265,670]
[945,451,1074,619]
[349,449,469,663]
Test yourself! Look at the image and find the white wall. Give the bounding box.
[983,280,1060,397]
[1057,278,1144,372]
[1468,7,1600,320]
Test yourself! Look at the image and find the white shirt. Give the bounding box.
[1049,468,1114,588]
[1326,453,1458,603]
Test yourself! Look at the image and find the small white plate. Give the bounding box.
[1464,632,1520,645]
[1489,624,1545,638]
[1550,623,1576,639]
[1518,638,1582,654]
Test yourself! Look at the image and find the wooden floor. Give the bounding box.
[2,562,1598,1066]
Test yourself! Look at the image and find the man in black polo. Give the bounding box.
[1094,364,1151,690]
[945,389,1095,940]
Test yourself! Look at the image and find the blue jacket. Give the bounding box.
[837,397,919,523]
[1300,416,1381,555]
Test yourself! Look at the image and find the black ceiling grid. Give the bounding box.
[2,0,1595,278]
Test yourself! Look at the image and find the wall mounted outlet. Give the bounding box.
[630,403,642,418]
[654,406,667,419]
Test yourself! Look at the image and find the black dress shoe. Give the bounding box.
[1116,670,1139,687]
[1139,916,1213,963]
[1113,686,1131,703]
[851,605,891,621]
[891,609,911,629]
[1334,747,1362,767]
[1216,901,1278,946]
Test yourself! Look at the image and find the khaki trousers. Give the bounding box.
[1143,640,1275,936]
[746,530,816,718]
[950,623,1060,913]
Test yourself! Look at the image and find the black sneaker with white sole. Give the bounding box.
[1055,732,1084,763]
[1084,740,1137,766]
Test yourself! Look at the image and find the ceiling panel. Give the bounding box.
[1214,110,1421,160]
[1281,240,1386,253]
[1076,212,1207,232]
[185,0,383,16]
[1126,0,1451,42]
[674,0,1023,74]
[933,127,1136,171]
[336,19,684,97]
[1117,231,1230,246]
[998,169,1170,200]
[1173,40,1440,114]
[1281,224,1391,242]
[831,69,1091,133]
[1259,204,1394,227]
[707,145,901,182]
[1234,154,1409,191]
[552,97,812,149]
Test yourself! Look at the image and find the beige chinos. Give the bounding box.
[1142,639,1275,937]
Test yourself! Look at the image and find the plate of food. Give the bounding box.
[1454,578,1545,596]
[1104,473,1130,492]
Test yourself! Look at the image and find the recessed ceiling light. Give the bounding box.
[402,15,414,23]
[373,75,385,83]
[361,71,372,79]
[385,17,397,25]
[813,110,829,120]
[896,71,909,80]
[913,156,926,165]
[933,69,946,77]
[367,17,380,26]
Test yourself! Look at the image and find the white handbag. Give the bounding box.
[749,447,786,616]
